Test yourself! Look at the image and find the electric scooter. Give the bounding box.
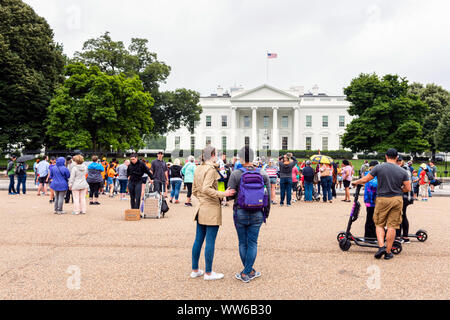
[337,184,403,254]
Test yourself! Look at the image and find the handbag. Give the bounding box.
[161,196,169,214]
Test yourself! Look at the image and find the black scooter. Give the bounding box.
[337,184,403,254]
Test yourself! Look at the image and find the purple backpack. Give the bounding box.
[237,167,268,211]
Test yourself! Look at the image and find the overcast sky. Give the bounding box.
[24,0,450,96]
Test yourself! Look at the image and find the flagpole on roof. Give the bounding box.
[266,51,269,83]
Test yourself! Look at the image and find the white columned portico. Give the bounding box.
[251,106,258,151]
[230,106,237,150]
[293,105,300,149]
[272,106,279,150]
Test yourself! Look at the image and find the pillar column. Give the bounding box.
[293,105,300,149]
[251,106,258,152]
[272,106,279,150]
[230,106,237,150]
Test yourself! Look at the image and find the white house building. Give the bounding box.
[165,84,352,153]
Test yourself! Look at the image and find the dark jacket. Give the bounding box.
[49,157,71,191]
[127,160,151,183]
[302,166,315,183]
[169,165,182,179]
[278,156,297,178]
[87,161,104,184]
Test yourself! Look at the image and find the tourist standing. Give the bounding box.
[150,151,169,194]
[33,158,40,186]
[228,146,270,283]
[182,155,196,207]
[419,163,429,201]
[341,160,353,202]
[263,159,278,205]
[49,157,71,214]
[363,161,379,239]
[319,163,333,203]
[47,157,56,203]
[360,160,369,178]
[15,161,28,195]
[278,153,297,207]
[352,149,411,260]
[428,161,437,192]
[291,163,299,203]
[36,156,50,196]
[68,155,89,215]
[190,146,235,281]
[7,156,17,195]
[86,155,104,205]
[396,157,414,243]
[169,159,183,204]
[127,154,152,209]
[116,160,130,201]
[301,161,315,202]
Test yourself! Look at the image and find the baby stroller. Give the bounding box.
[312,184,321,202]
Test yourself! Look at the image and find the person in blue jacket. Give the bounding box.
[49,157,71,214]
[86,155,105,205]
[364,161,379,239]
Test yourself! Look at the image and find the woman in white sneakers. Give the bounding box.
[190,146,235,280]
[68,155,89,215]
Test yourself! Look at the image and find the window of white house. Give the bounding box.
[190,136,195,150]
[263,116,269,128]
[206,136,212,146]
[306,115,312,127]
[322,136,328,150]
[282,137,288,150]
[339,115,345,127]
[244,116,250,128]
[174,136,180,149]
[221,115,227,127]
[322,115,328,127]
[206,115,212,127]
[222,136,227,151]
[338,135,342,150]
[306,137,312,150]
[282,116,288,128]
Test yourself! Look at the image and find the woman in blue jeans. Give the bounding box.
[169,159,183,203]
[320,163,333,203]
[190,146,235,281]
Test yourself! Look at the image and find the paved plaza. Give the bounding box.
[0,192,449,300]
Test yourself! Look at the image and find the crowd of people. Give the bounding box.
[3,148,443,280]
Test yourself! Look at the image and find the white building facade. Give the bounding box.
[165,84,353,153]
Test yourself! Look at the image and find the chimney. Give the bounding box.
[217,85,224,96]
[312,84,319,96]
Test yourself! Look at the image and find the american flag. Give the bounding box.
[267,53,278,59]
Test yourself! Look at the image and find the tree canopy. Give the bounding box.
[72,32,201,136]
[0,0,64,152]
[408,83,450,157]
[434,105,450,152]
[342,73,429,154]
[45,63,154,152]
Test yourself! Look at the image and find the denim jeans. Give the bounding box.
[8,175,16,194]
[321,176,333,202]
[234,208,264,275]
[170,180,182,200]
[16,175,26,194]
[192,223,219,273]
[54,190,66,212]
[304,182,313,201]
[279,177,292,205]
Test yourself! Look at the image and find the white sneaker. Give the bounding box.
[204,271,224,280]
[190,269,204,278]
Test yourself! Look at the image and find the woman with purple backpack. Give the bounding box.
[228,146,271,283]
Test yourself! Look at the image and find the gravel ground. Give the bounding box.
[0,192,448,300]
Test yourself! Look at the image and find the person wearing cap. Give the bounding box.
[352,148,411,260]
[47,157,57,203]
[363,161,379,239]
[419,163,429,201]
[150,151,169,195]
[301,160,315,202]
[263,159,279,204]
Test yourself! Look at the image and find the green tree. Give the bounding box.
[435,105,450,152]
[342,73,429,154]
[45,63,154,151]
[0,0,64,151]
[408,83,450,159]
[72,32,201,136]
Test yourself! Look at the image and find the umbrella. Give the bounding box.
[310,154,333,164]
[16,155,36,162]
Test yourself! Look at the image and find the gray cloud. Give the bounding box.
[24,0,450,95]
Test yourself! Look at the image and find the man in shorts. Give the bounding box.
[352,148,411,260]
